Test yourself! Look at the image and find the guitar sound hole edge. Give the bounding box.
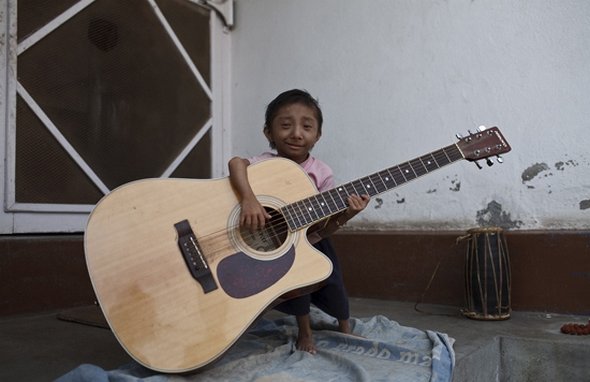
[229,196,298,261]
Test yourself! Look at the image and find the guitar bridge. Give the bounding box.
[174,219,218,294]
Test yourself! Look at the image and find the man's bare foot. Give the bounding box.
[339,319,363,338]
[296,333,317,354]
[338,319,352,334]
[295,314,317,354]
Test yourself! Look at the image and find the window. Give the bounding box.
[0,0,231,233]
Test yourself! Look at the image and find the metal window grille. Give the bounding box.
[11,0,214,211]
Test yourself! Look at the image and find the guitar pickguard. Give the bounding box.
[217,245,296,298]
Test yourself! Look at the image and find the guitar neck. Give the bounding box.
[281,143,463,231]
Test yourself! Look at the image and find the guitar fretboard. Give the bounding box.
[281,144,464,231]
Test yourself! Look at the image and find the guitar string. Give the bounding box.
[193,215,291,264]
[199,182,358,253]
[194,147,462,262]
[194,146,461,260]
[200,178,409,259]
[199,208,321,257]
[192,206,341,265]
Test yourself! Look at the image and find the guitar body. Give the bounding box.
[85,158,333,373]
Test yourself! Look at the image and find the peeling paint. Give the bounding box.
[374,198,383,209]
[580,200,590,210]
[476,200,523,229]
[521,163,550,183]
[393,193,405,204]
[444,175,461,192]
[554,160,578,172]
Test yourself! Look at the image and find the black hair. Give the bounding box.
[263,89,323,148]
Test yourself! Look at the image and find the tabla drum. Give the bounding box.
[462,227,511,320]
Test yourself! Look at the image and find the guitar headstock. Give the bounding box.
[456,126,511,168]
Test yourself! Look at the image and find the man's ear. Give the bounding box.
[263,126,274,145]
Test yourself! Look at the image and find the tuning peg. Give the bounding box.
[477,125,487,132]
[486,158,494,167]
[474,160,483,169]
[496,155,504,163]
[455,133,463,139]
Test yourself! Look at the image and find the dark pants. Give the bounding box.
[274,238,350,320]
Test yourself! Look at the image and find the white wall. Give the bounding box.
[229,0,590,230]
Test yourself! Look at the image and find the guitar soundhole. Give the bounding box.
[239,207,288,252]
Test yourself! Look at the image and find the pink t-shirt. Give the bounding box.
[248,152,335,192]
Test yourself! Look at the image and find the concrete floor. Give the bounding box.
[1,298,588,381]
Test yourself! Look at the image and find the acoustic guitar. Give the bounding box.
[85,126,511,372]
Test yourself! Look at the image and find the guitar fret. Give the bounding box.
[317,193,332,216]
[395,165,410,183]
[418,156,430,172]
[342,182,354,197]
[446,145,464,161]
[310,197,322,221]
[368,180,376,195]
[308,195,324,220]
[333,187,348,210]
[368,174,383,193]
[440,148,452,164]
[432,150,450,167]
[345,183,358,204]
[375,172,387,191]
[282,141,471,230]
[421,153,439,171]
[323,189,339,212]
[302,198,319,223]
[354,179,368,195]
[328,189,341,210]
[364,176,379,196]
[389,167,405,185]
[344,183,356,199]
[287,203,301,228]
[289,202,300,226]
[294,200,312,226]
[351,179,367,195]
[410,158,428,176]
[369,173,386,194]
[399,162,418,180]
[380,169,397,190]
[292,204,305,228]
[282,205,297,230]
[384,168,399,186]
[302,199,319,222]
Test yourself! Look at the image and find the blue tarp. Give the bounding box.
[56,308,454,382]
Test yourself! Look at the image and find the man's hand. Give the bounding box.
[239,196,271,231]
[345,194,370,218]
